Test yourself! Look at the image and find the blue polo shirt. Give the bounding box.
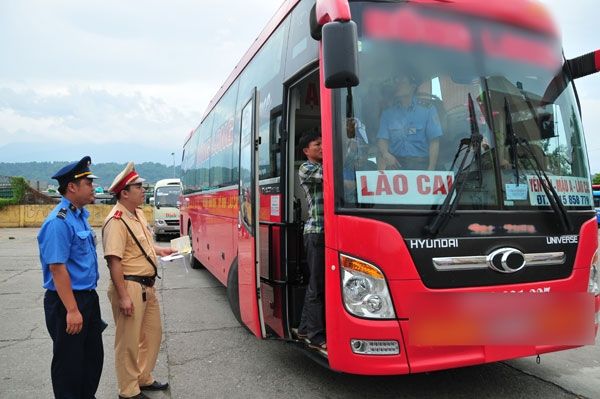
[38,198,99,291]
[377,99,442,158]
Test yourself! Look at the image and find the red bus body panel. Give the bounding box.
[238,223,262,338]
[315,0,557,37]
[324,212,597,374]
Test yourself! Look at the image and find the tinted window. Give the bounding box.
[336,1,591,210]
[238,18,290,180]
[209,82,239,187]
[284,0,318,79]
[155,185,181,207]
[182,130,199,194]
[196,114,213,190]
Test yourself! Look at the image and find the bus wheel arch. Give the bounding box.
[226,258,243,326]
[187,221,204,269]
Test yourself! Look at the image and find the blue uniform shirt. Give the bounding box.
[377,98,442,158]
[38,198,99,291]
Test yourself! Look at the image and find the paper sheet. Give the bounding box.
[161,253,185,262]
[170,236,191,254]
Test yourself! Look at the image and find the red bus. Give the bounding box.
[180,0,600,374]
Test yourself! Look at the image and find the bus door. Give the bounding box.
[283,68,322,337]
[238,88,266,338]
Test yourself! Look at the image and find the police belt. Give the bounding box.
[123,275,155,287]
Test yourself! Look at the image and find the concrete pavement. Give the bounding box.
[0,227,598,399]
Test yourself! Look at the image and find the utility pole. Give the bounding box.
[171,152,176,177]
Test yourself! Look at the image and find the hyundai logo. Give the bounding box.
[486,248,526,274]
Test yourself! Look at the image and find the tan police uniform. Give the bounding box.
[102,163,163,398]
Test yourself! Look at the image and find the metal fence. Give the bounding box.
[0,176,13,199]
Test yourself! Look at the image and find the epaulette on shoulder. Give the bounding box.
[57,208,68,220]
[113,210,123,220]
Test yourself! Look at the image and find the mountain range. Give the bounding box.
[0,161,181,189]
[0,142,182,166]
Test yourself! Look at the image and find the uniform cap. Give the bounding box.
[51,156,98,188]
[108,162,145,194]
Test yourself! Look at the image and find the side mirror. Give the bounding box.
[149,197,155,206]
[322,21,359,89]
[542,50,598,104]
[567,50,599,80]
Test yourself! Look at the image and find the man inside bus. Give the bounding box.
[343,116,377,204]
[297,131,326,350]
[377,71,443,170]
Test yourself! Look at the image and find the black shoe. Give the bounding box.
[118,393,150,399]
[140,380,169,391]
[309,339,327,350]
[308,334,327,350]
[291,328,308,341]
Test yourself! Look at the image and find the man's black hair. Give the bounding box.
[298,131,321,152]
[115,185,132,201]
[58,178,83,196]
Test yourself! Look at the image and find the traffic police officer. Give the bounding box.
[38,156,104,399]
[377,73,443,170]
[102,162,173,399]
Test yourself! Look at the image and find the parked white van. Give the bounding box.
[152,178,182,241]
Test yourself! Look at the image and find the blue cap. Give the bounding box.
[52,156,99,188]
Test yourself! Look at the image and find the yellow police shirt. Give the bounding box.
[102,203,157,277]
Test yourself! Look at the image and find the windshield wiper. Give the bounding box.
[504,98,521,185]
[424,94,483,236]
[503,99,573,232]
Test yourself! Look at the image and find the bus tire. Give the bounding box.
[187,223,203,269]
[227,259,243,326]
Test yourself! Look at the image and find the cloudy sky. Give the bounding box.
[1,0,599,170]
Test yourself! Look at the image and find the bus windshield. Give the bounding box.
[337,1,592,211]
[155,185,181,208]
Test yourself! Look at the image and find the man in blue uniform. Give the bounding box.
[377,73,443,170]
[38,156,105,399]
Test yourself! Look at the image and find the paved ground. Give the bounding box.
[0,227,598,399]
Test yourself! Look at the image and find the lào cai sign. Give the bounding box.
[356,170,455,205]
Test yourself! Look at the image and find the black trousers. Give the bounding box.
[44,290,104,399]
[299,233,325,341]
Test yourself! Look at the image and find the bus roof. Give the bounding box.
[197,0,557,127]
[155,178,182,188]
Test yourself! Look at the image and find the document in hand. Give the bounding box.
[170,236,192,254]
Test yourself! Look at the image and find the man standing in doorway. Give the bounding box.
[297,131,326,350]
[102,162,174,399]
[38,156,104,398]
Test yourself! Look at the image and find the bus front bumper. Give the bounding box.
[326,280,596,375]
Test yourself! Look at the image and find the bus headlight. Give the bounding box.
[589,250,600,296]
[340,254,396,319]
[155,219,166,226]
